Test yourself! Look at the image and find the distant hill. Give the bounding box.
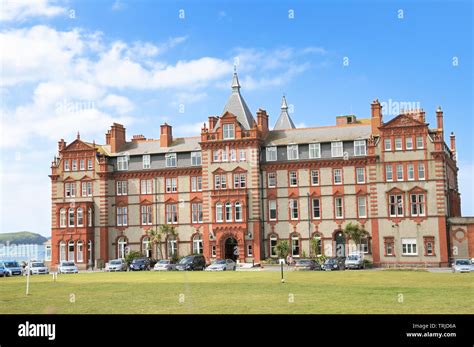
[0,232,48,245]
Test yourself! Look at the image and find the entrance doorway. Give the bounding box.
[335,232,346,257]
[224,237,238,261]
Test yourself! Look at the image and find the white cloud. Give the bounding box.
[111,0,125,12]
[101,94,134,114]
[0,25,84,86]
[0,0,66,22]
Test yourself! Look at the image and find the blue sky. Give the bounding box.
[0,0,472,236]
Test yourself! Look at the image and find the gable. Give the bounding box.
[380,114,426,129]
[63,139,94,152]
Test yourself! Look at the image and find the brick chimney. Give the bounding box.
[450,132,456,161]
[436,106,444,139]
[160,123,172,147]
[370,99,382,136]
[208,116,218,130]
[107,123,126,153]
[58,139,66,152]
[257,108,269,136]
[132,134,146,143]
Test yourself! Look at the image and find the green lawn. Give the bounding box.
[1,270,473,314]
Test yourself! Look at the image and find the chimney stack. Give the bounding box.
[108,123,126,153]
[450,132,456,161]
[58,139,66,152]
[132,135,147,143]
[208,116,218,130]
[257,108,269,136]
[436,106,444,139]
[370,99,382,136]
[160,123,173,147]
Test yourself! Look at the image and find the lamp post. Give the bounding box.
[279,258,285,283]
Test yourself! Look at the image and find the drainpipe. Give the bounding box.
[259,164,266,260]
[307,192,311,257]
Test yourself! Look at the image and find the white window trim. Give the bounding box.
[266,147,277,161]
[287,145,299,160]
[354,140,367,156]
[331,141,343,158]
[309,143,321,159]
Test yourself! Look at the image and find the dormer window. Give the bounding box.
[165,153,177,167]
[191,152,202,166]
[143,154,151,169]
[331,141,343,157]
[223,124,235,140]
[287,145,299,160]
[117,156,128,171]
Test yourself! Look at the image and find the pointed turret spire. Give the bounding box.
[231,65,241,93]
[273,95,296,130]
[217,69,255,130]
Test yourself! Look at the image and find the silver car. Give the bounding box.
[0,263,6,277]
[452,259,472,273]
[153,259,176,271]
[205,259,236,271]
[58,261,78,274]
[105,259,127,272]
[25,261,49,275]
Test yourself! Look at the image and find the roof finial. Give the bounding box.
[231,67,240,92]
[281,95,288,110]
[77,131,80,140]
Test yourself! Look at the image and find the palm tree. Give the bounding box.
[275,240,290,259]
[146,225,178,259]
[343,222,369,254]
[146,228,163,259]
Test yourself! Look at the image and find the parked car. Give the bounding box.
[0,262,6,277]
[294,259,321,271]
[58,261,78,274]
[2,261,23,276]
[176,255,206,271]
[345,254,365,269]
[322,257,346,271]
[105,258,127,272]
[129,258,152,271]
[205,259,236,271]
[153,259,177,271]
[25,261,49,275]
[452,259,472,273]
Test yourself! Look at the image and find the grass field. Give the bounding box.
[1,270,473,314]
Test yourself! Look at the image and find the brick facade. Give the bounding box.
[49,74,463,268]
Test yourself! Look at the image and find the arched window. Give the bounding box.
[76,241,83,263]
[142,237,151,258]
[225,202,232,222]
[77,208,84,227]
[59,241,66,262]
[269,235,278,257]
[68,240,75,261]
[235,202,242,222]
[68,208,75,227]
[215,203,223,222]
[59,209,66,228]
[193,235,203,254]
[117,237,127,259]
[167,236,177,258]
[88,208,93,227]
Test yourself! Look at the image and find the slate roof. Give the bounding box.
[273,96,296,130]
[264,123,371,146]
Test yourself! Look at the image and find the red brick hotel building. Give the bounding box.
[49,72,468,268]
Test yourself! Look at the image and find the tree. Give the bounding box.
[275,240,290,259]
[343,222,369,254]
[147,225,178,259]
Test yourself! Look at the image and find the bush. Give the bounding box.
[125,251,143,267]
[363,259,373,268]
